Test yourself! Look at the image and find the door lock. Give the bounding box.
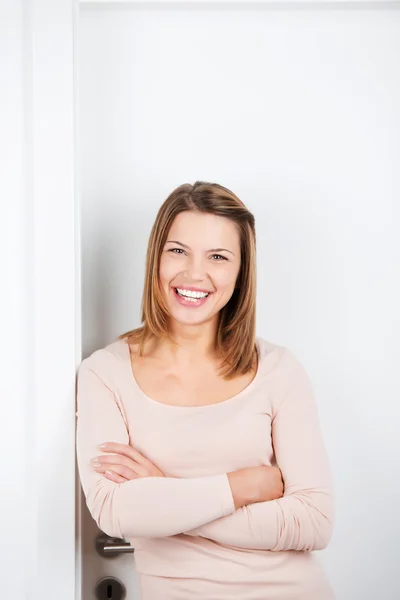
[95,532,135,558]
[95,576,126,600]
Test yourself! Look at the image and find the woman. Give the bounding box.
[76,181,335,600]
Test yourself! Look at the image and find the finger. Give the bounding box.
[93,462,141,480]
[99,442,151,468]
[95,454,133,468]
[95,453,137,467]
[101,444,164,476]
[94,454,149,478]
[104,469,127,484]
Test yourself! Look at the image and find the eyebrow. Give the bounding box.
[165,240,235,256]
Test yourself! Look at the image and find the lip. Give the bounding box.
[172,286,213,308]
[173,285,213,294]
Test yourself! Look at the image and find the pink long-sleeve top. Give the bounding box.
[76,335,336,600]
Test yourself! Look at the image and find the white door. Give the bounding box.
[3,1,78,600]
[77,2,400,600]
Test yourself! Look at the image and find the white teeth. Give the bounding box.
[176,288,209,299]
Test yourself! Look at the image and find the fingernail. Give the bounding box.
[99,443,107,448]
[92,459,101,467]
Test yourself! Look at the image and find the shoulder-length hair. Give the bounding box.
[118,180,257,379]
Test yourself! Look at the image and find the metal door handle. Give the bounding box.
[104,543,134,554]
[95,533,135,558]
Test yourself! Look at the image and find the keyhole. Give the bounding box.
[95,576,126,600]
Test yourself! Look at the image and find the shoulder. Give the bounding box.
[77,337,129,387]
[256,335,305,376]
[256,336,314,407]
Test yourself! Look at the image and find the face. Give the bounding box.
[159,211,241,327]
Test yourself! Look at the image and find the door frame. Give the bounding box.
[17,1,81,600]
[22,1,398,600]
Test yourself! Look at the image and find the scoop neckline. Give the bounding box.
[122,337,262,411]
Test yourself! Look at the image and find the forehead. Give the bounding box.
[168,211,240,244]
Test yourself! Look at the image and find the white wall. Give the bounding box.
[1,2,29,597]
[78,4,400,599]
[1,1,78,599]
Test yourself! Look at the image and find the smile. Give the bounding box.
[172,287,212,307]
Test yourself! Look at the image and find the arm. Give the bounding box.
[183,348,335,551]
[76,355,235,540]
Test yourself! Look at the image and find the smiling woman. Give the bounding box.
[117,181,258,380]
[157,210,243,321]
[76,181,335,600]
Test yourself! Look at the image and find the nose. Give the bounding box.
[183,254,208,281]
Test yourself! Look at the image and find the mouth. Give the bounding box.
[172,287,212,307]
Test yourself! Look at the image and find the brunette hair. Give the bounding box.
[118,181,257,379]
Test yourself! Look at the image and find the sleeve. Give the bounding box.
[75,356,235,540]
[183,349,335,551]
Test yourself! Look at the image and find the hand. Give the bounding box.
[255,465,284,502]
[92,442,165,484]
[227,465,284,510]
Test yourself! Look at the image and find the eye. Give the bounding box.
[211,254,228,261]
[168,248,228,261]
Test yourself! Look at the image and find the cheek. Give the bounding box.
[213,266,239,290]
[159,256,177,283]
